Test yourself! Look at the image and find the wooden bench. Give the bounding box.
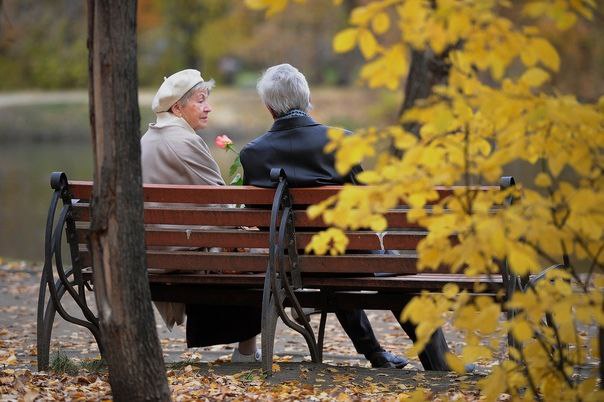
[37,170,521,373]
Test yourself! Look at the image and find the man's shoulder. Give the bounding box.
[241,130,271,154]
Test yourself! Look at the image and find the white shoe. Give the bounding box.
[231,349,261,363]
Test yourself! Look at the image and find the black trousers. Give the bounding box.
[185,304,262,348]
[332,247,451,371]
[335,304,450,371]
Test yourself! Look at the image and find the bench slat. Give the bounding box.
[147,273,502,291]
[79,250,453,274]
[72,204,420,228]
[75,227,427,250]
[69,181,501,205]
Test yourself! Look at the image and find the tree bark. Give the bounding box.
[399,48,450,127]
[87,1,170,400]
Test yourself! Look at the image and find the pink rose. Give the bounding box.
[215,134,233,149]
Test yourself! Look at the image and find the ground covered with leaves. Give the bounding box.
[0,259,529,400]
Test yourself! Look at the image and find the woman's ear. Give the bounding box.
[170,103,181,117]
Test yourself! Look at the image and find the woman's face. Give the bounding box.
[175,89,212,130]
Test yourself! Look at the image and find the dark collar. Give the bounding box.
[269,115,320,132]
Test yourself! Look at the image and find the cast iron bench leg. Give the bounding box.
[37,278,66,371]
[317,311,327,362]
[261,273,282,372]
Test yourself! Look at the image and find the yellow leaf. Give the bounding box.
[548,153,566,176]
[578,378,598,399]
[245,0,289,16]
[507,243,538,275]
[511,319,533,342]
[358,29,378,59]
[371,12,390,34]
[392,131,417,150]
[534,172,552,187]
[479,366,508,401]
[475,304,501,334]
[445,353,465,374]
[245,0,268,10]
[368,215,387,232]
[327,127,346,141]
[531,38,560,71]
[306,205,323,220]
[556,12,577,30]
[333,28,358,53]
[357,170,381,184]
[272,363,281,372]
[448,12,471,39]
[520,67,550,88]
[520,45,538,67]
[350,5,372,26]
[522,2,548,18]
[442,283,459,299]
[462,345,492,362]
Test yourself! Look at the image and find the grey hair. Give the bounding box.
[175,79,215,108]
[257,64,311,116]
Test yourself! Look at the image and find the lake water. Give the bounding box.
[0,141,94,261]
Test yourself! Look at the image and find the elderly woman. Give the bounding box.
[141,69,261,362]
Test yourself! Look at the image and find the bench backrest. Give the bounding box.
[67,181,502,276]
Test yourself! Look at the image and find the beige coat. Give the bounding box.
[141,112,224,186]
[140,112,224,329]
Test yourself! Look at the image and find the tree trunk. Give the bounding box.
[87,1,170,400]
[399,48,450,127]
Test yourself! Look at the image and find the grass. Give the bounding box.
[80,358,107,374]
[49,350,79,376]
[49,350,107,375]
[167,359,202,371]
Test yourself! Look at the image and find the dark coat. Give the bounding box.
[240,115,361,187]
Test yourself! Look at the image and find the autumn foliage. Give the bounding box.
[248,0,604,400]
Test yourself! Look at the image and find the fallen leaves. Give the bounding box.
[0,368,112,401]
[0,353,17,365]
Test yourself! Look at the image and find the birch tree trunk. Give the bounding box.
[87,1,170,400]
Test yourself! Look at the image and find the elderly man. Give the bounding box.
[140,69,261,363]
[240,63,452,370]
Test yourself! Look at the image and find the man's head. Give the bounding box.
[257,64,311,118]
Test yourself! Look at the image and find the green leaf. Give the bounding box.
[229,173,243,186]
[229,155,241,177]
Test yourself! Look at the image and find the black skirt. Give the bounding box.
[185,303,262,347]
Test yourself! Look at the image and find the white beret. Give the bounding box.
[151,69,215,113]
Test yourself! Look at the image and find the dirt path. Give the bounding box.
[1,259,491,399]
[0,259,498,373]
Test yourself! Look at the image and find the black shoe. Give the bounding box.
[368,350,410,369]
